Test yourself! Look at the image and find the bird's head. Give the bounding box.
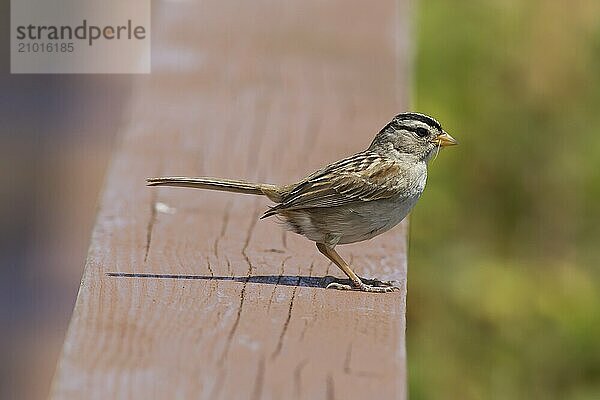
[369,112,458,162]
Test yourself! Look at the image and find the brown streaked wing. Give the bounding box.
[262,151,404,217]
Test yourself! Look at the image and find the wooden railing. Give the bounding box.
[50,1,410,398]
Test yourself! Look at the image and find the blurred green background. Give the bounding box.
[409,0,600,399]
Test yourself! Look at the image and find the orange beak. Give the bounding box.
[436,131,458,147]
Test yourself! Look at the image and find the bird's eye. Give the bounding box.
[416,127,429,138]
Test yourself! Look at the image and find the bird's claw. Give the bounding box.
[326,282,354,291]
[358,276,401,288]
[356,283,399,293]
[326,280,400,293]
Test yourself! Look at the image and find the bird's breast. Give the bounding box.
[336,166,427,244]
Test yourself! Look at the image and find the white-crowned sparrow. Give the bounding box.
[147,112,457,292]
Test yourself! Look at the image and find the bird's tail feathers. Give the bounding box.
[146,176,282,202]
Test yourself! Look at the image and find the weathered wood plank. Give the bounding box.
[50,1,410,399]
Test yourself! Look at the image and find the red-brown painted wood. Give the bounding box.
[50,1,410,398]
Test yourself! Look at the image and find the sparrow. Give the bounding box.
[147,112,457,292]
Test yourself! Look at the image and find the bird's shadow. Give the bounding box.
[106,272,346,288]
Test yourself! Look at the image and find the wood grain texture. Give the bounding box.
[50,1,411,398]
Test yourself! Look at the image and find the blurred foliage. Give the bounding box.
[409,0,600,399]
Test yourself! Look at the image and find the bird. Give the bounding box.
[147,112,457,293]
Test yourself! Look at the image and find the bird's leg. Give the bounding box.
[315,243,398,293]
[316,243,361,288]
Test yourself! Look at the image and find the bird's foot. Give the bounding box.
[357,276,401,288]
[326,279,400,293]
